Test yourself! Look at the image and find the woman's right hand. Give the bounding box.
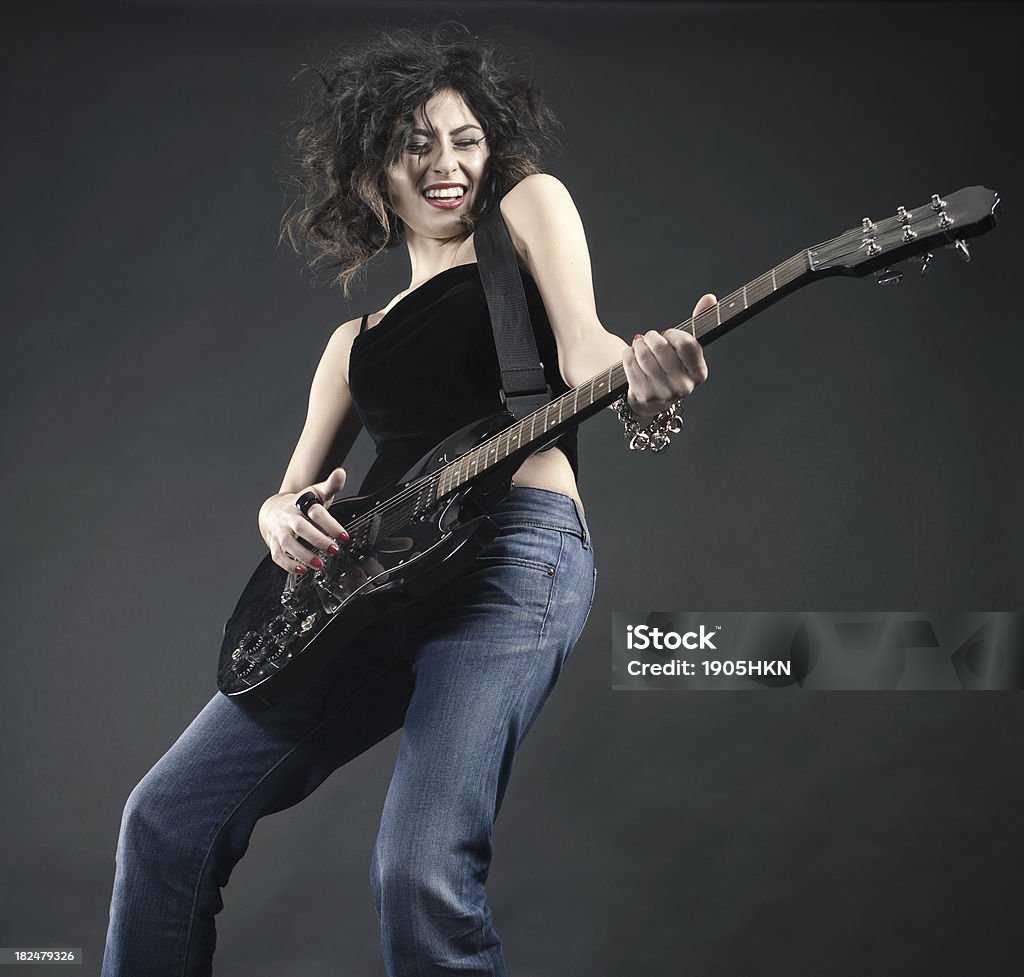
[258,467,351,574]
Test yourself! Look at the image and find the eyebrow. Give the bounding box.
[410,124,483,136]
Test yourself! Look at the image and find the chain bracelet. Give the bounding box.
[611,395,685,452]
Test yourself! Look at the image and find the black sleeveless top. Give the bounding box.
[348,262,579,495]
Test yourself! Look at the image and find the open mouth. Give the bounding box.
[422,185,467,209]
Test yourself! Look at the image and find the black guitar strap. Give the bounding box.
[474,202,553,421]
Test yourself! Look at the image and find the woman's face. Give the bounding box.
[386,88,490,238]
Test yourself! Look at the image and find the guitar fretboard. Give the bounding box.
[428,249,811,500]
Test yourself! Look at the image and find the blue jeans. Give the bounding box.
[101,486,597,977]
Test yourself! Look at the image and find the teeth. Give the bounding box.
[424,187,465,199]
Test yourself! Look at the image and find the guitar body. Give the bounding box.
[218,411,521,709]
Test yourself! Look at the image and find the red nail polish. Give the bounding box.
[311,557,324,570]
[327,543,340,556]
[337,531,350,543]
[295,565,308,575]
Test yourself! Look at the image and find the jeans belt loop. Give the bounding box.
[571,498,590,550]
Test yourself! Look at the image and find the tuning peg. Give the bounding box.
[912,252,934,276]
[876,267,904,285]
[930,194,947,212]
[945,239,971,262]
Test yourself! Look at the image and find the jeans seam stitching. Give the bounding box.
[493,520,583,538]
[479,530,564,828]
[474,556,556,573]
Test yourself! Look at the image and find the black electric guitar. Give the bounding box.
[219,186,1001,708]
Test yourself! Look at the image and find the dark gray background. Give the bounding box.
[2,2,1022,975]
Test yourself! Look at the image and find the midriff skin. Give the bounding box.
[508,446,583,512]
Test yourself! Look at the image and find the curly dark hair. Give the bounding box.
[279,21,563,298]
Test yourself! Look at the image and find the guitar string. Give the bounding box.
[322,212,939,548]
[335,231,860,538]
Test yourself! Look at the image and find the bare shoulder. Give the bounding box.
[500,172,575,220]
[496,174,589,286]
[322,316,363,386]
[329,315,363,348]
[497,174,585,272]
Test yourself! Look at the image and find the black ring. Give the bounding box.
[295,490,321,517]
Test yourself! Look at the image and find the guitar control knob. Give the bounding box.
[233,653,259,677]
[265,643,288,663]
[266,617,294,644]
[241,630,261,651]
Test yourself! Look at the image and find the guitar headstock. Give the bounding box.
[809,186,1001,281]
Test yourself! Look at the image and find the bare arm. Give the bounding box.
[499,174,712,418]
[258,317,364,571]
[277,317,364,494]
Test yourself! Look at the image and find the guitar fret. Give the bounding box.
[750,275,772,305]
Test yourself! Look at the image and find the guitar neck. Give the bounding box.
[430,250,814,498]
[687,249,812,345]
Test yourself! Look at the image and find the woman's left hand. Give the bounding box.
[622,292,716,418]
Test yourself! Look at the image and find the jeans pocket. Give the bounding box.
[474,524,563,575]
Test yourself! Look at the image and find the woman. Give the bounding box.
[101,23,711,977]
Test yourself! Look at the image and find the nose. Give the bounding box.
[429,139,459,176]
